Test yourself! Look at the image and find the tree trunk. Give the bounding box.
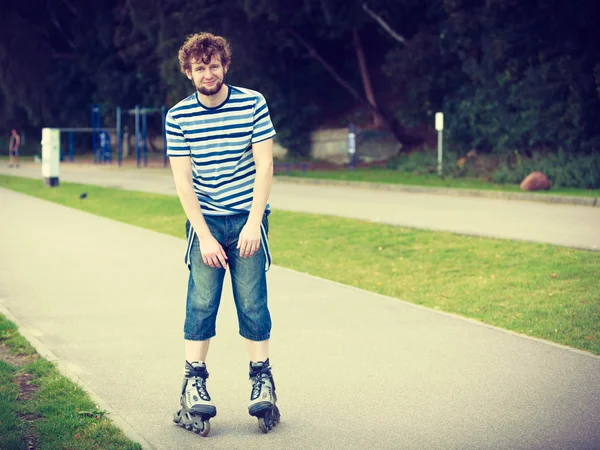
[286,27,423,149]
[352,28,383,128]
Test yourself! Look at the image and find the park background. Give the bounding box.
[2,1,600,449]
[2,0,600,189]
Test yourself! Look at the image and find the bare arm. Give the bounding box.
[237,138,274,257]
[169,156,227,268]
[248,138,274,227]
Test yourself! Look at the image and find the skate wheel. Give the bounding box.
[258,417,269,433]
[191,417,210,437]
[200,420,210,437]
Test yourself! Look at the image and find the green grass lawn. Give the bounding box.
[1,173,599,356]
[0,316,141,450]
[280,167,600,198]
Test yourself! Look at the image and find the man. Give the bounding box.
[166,32,280,436]
[9,129,20,168]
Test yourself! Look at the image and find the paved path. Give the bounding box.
[1,163,600,251]
[1,187,599,449]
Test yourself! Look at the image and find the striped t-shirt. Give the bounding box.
[166,85,276,215]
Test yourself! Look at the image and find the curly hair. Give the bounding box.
[178,32,232,74]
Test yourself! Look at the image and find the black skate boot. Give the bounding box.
[248,359,280,433]
[173,361,217,437]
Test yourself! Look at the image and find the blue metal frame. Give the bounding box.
[135,105,141,168]
[142,109,148,167]
[162,105,167,168]
[116,106,122,166]
[91,104,101,163]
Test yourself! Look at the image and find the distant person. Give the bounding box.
[166,32,280,437]
[9,129,20,168]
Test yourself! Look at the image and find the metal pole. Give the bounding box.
[143,109,148,167]
[435,112,444,177]
[96,105,102,163]
[69,131,74,161]
[162,105,167,168]
[437,130,443,176]
[91,105,97,163]
[116,106,122,166]
[135,105,140,168]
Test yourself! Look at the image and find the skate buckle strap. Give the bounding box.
[187,365,209,379]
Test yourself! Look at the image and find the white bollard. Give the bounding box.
[41,128,60,187]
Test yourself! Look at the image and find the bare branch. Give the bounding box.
[363,3,406,45]
[60,0,82,19]
[286,27,424,148]
[47,0,76,49]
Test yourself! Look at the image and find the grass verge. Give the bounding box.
[1,173,599,357]
[280,168,600,198]
[0,315,142,449]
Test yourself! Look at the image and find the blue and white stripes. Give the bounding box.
[166,85,276,215]
[167,85,276,271]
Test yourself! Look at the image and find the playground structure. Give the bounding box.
[59,104,167,167]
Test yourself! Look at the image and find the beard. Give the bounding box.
[196,79,224,96]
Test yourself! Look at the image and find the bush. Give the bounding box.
[385,149,462,175]
[491,151,600,189]
[389,149,600,189]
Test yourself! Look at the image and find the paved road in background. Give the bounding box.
[1,162,599,250]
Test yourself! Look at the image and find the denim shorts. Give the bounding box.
[184,213,271,341]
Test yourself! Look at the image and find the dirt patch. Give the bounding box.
[0,343,25,366]
[14,372,39,401]
[0,343,38,367]
[0,344,41,449]
[19,413,40,450]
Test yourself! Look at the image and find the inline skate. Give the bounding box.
[248,359,280,433]
[173,361,216,436]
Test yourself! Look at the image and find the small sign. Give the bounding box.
[435,112,444,131]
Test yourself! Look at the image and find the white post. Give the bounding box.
[41,128,60,187]
[435,112,444,176]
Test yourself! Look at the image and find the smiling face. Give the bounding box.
[186,55,228,97]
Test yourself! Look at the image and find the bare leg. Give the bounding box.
[185,339,211,363]
[245,338,269,362]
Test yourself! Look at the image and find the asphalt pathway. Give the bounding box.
[1,186,599,449]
